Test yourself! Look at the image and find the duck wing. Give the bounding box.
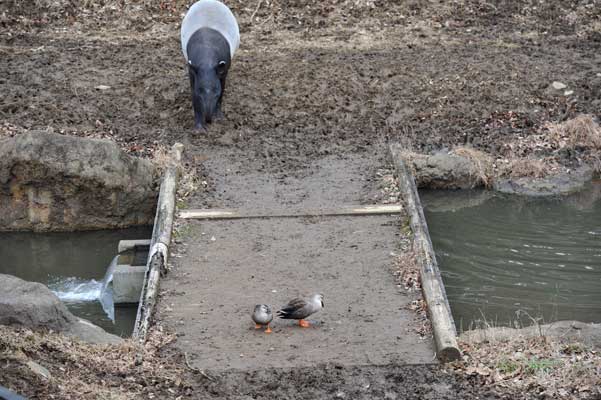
[277,298,312,319]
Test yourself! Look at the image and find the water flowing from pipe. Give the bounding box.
[48,255,119,321]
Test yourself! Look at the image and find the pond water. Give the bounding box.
[421,183,601,331]
[0,227,152,337]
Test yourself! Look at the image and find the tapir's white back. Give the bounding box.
[181,0,240,61]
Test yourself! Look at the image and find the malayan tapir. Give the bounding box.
[180,0,240,130]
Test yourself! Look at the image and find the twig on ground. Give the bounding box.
[250,0,263,21]
[184,351,215,381]
[259,13,273,26]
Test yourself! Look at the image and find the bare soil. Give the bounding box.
[2,0,601,398]
[2,0,600,173]
[163,216,434,371]
[159,152,434,366]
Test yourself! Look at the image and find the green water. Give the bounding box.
[421,184,601,330]
[0,227,151,337]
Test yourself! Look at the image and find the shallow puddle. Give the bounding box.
[0,227,151,336]
[421,183,601,330]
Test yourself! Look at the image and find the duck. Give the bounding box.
[277,293,324,328]
[252,304,273,333]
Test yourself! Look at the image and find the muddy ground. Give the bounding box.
[0,324,516,399]
[2,0,600,175]
[159,154,433,372]
[163,216,435,370]
[1,0,600,398]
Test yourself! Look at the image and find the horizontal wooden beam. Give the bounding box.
[179,204,403,220]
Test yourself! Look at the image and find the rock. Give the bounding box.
[0,273,75,331]
[565,178,601,210]
[406,152,490,189]
[493,166,593,197]
[0,274,122,345]
[67,318,123,345]
[26,360,51,380]
[420,189,494,213]
[552,81,567,90]
[94,85,111,90]
[564,90,574,96]
[0,132,158,231]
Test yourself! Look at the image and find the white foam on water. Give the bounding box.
[50,277,103,302]
[49,255,120,321]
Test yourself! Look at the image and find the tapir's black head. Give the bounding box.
[188,59,228,127]
[186,28,232,130]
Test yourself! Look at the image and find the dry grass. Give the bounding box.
[494,115,601,178]
[401,146,495,188]
[391,229,432,339]
[547,114,601,150]
[496,156,558,179]
[451,332,601,399]
[151,145,201,206]
[401,146,494,187]
[151,145,171,171]
[392,246,421,293]
[490,114,601,178]
[395,115,599,185]
[177,165,201,203]
[0,325,191,399]
[370,167,401,204]
[396,149,421,177]
[452,146,494,187]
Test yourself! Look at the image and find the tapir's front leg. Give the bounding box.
[214,76,228,121]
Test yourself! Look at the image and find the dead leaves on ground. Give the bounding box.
[449,335,601,399]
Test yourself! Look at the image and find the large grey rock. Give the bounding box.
[493,166,593,197]
[0,132,158,231]
[0,273,74,331]
[66,318,123,345]
[0,274,122,345]
[408,153,488,189]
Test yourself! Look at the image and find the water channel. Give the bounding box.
[0,227,151,337]
[422,183,601,331]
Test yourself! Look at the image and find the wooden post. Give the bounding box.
[133,143,183,342]
[389,143,461,362]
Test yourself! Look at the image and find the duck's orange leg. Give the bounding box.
[265,324,272,334]
[298,319,311,328]
[255,323,262,329]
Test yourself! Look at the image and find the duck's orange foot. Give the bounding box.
[265,325,272,334]
[298,319,311,328]
[255,323,262,329]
